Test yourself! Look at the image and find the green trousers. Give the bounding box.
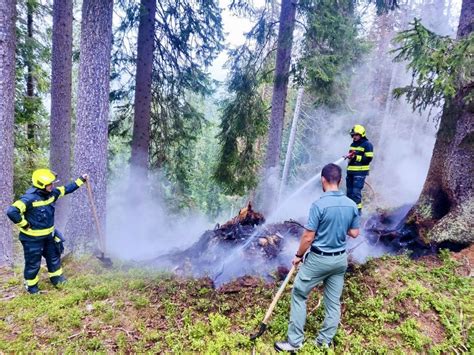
[287,252,348,346]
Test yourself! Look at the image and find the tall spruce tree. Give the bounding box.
[213,45,271,195]
[260,0,297,212]
[25,0,35,142]
[214,2,278,195]
[0,0,16,266]
[112,0,223,198]
[130,0,156,181]
[215,0,366,204]
[66,0,113,252]
[14,0,51,194]
[394,1,473,244]
[50,0,73,229]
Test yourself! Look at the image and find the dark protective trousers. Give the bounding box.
[346,175,366,212]
[20,234,63,287]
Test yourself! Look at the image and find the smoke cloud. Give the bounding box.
[264,1,462,261]
[106,167,212,261]
[103,1,462,280]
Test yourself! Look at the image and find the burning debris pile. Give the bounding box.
[144,201,470,285]
[160,202,304,282]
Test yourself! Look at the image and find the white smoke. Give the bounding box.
[103,1,462,276]
[266,1,462,261]
[105,166,212,261]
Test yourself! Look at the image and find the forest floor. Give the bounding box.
[0,247,472,353]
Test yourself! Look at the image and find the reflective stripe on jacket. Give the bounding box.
[6,178,84,237]
[347,138,374,175]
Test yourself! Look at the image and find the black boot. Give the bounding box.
[26,284,40,294]
[50,275,67,286]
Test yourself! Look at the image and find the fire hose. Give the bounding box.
[343,153,378,207]
[251,157,376,340]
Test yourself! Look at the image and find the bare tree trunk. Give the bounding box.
[261,0,297,212]
[26,2,35,142]
[369,12,394,106]
[279,87,304,202]
[457,0,473,38]
[66,0,113,253]
[407,0,473,245]
[130,0,156,181]
[0,0,16,266]
[376,62,400,149]
[50,0,73,230]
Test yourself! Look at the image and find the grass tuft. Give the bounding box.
[0,253,472,352]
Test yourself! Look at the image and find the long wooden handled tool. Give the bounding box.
[85,179,113,267]
[250,264,296,340]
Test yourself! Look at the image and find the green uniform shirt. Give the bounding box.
[304,190,360,252]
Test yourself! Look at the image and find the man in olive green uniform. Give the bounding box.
[275,163,360,352]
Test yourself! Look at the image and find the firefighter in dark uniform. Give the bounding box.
[345,125,374,214]
[6,169,88,294]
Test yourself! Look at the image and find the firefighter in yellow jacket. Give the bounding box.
[345,125,374,214]
[6,169,88,294]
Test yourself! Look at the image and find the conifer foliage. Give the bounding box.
[213,2,278,195]
[214,46,270,195]
[14,0,51,194]
[215,0,367,201]
[112,0,224,190]
[296,0,367,107]
[393,0,473,244]
[393,18,473,116]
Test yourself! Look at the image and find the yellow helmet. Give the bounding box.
[350,124,366,137]
[32,169,57,189]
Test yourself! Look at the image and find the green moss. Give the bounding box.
[417,198,435,220]
[428,198,474,243]
[0,254,472,353]
[88,285,111,300]
[133,295,150,309]
[85,337,104,351]
[128,279,147,290]
[397,318,430,351]
[115,332,128,352]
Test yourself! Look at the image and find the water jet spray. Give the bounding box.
[270,157,346,222]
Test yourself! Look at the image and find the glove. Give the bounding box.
[54,229,65,242]
[80,174,89,182]
[345,150,356,160]
[54,229,65,254]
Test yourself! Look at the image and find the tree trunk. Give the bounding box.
[130,0,156,181]
[66,0,113,253]
[26,2,35,142]
[457,0,473,38]
[261,0,297,212]
[369,12,394,107]
[279,87,304,202]
[50,0,73,230]
[0,0,16,266]
[407,0,473,245]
